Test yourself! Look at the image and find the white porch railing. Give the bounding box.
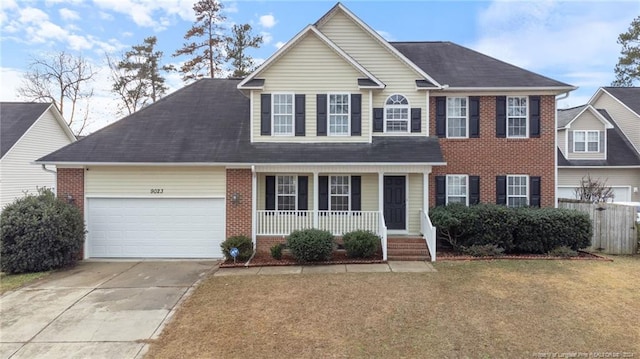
[379,211,387,261]
[256,210,383,238]
[420,209,437,262]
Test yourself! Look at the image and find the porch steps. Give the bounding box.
[387,237,430,261]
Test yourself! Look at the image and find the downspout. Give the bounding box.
[555,92,571,208]
[41,164,56,175]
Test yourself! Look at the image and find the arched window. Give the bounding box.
[384,94,409,132]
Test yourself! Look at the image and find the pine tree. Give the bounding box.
[612,16,640,87]
[108,36,170,115]
[226,23,263,78]
[173,0,226,82]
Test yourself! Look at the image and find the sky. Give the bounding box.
[1,0,639,134]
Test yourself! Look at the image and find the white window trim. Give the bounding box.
[446,174,469,206]
[445,96,469,139]
[384,94,410,134]
[276,174,297,211]
[327,93,351,136]
[506,174,529,208]
[271,93,295,136]
[506,96,529,139]
[329,175,350,211]
[573,130,600,153]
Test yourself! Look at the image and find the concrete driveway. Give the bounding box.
[0,260,217,359]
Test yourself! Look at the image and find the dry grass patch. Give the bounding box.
[147,256,640,359]
[0,271,49,294]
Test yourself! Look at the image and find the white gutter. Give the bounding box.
[555,91,571,208]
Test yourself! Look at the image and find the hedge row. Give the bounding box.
[429,204,591,254]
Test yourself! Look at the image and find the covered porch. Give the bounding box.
[249,164,437,261]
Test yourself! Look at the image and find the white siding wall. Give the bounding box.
[85,166,226,197]
[592,92,640,152]
[557,129,567,157]
[558,168,640,202]
[253,33,369,143]
[318,11,428,136]
[567,111,606,160]
[0,109,74,209]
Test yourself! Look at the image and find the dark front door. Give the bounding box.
[383,176,406,230]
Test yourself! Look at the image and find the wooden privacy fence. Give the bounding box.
[559,200,638,254]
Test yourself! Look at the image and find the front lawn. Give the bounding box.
[0,271,49,294]
[146,256,640,358]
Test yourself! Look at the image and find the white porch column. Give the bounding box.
[423,168,431,211]
[313,171,319,228]
[378,171,384,214]
[251,166,257,249]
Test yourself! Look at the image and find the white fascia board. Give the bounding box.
[48,104,77,142]
[442,86,577,93]
[558,165,640,169]
[35,161,448,167]
[564,105,614,129]
[332,3,442,88]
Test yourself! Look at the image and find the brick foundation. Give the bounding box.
[429,95,556,208]
[226,169,253,239]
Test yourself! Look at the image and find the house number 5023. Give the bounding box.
[150,189,164,194]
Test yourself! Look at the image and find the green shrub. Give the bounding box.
[513,208,591,253]
[429,204,591,254]
[342,230,380,258]
[270,243,284,260]
[462,244,505,257]
[286,229,334,262]
[220,235,253,261]
[547,246,579,257]
[430,204,516,251]
[1,189,85,274]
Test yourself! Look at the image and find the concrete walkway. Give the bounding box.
[0,260,217,359]
[214,261,437,276]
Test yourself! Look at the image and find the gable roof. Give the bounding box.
[38,79,444,165]
[314,3,442,88]
[1,102,55,158]
[557,104,613,129]
[238,25,384,89]
[558,109,640,167]
[392,42,574,91]
[600,87,640,117]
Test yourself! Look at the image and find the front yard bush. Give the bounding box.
[286,229,334,262]
[463,244,505,257]
[342,230,380,258]
[221,235,253,261]
[0,189,85,274]
[270,243,284,260]
[430,204,591,254]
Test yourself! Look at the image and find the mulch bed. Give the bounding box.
[220,250,611,267]
[437,250,612,261]
[220,250,384,268]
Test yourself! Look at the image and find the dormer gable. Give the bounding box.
[558,105,613,160]
[589,87,640,153]
[238,25,384,91]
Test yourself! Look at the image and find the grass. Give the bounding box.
[147,256,640,359]
[0,271,49,294]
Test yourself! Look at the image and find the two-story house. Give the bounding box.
[37,3,573,261]
[557,87,640,202]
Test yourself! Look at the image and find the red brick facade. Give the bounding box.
[56,168,85,214]
[226,169,253,239]
[429,95,556,208]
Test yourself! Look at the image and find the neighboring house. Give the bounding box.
[557,87,640,202]
[0,102,76,209]
[37,3,573,260]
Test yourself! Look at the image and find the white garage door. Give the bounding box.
[557,187,631,202]
[87,198,224,258]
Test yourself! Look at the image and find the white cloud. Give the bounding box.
[275,41,285,49]
[0,67,23,102]
[259,14,276,29]
[376,30,394,41]
[59,8,80,21]
[99,11,113,20]
[19,7,49,23]
[261,31,272,45]
[224,1,238,14]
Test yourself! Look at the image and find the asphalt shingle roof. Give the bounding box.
[39,79,444,164]
[557,105,586,128]
[391,41,573,89]
[1,102,51,158]
[602,87,640,116]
